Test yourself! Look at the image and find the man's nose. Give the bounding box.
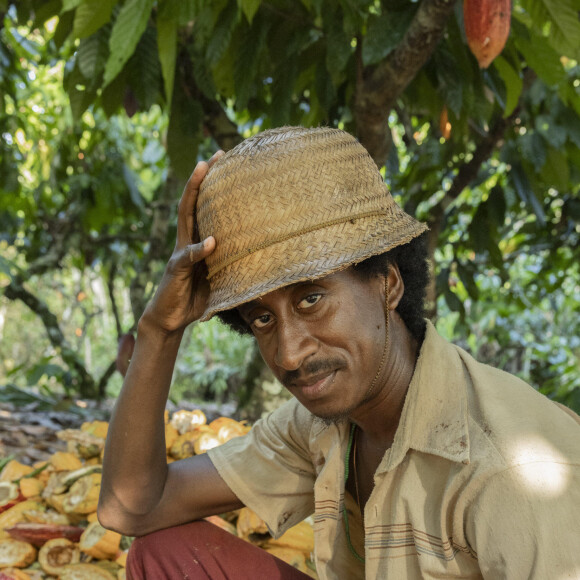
[274,318,318,371]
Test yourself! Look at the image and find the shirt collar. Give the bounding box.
[381,320,471,473]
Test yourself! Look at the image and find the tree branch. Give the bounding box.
[432,108,519,223]
[106,262,123,339]
[97,360,117,399]
[355,0,457,166]
[3,280,97,398]
[424,109,519,318]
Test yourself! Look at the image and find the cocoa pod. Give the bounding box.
[5,523,84,547]
[464,0,511,69]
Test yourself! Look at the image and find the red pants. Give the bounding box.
[127,520,313,579]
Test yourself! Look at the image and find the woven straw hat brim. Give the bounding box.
[199,209,427,321]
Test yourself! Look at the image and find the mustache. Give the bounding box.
[281,358,345,387]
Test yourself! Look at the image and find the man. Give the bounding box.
[98,127,580,579]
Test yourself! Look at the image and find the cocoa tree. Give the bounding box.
[1,0,579,406]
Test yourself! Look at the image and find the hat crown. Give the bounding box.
[196,126,427,320]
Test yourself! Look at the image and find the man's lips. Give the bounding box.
[288,370,337,398]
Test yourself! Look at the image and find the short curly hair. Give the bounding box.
[217,232,430,343]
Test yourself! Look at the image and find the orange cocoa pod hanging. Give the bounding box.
[464,0,511,69]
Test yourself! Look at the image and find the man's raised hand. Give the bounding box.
[141,151,223,335]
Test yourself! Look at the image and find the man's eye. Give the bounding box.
[298,294,322,309]
[252,314,272,329]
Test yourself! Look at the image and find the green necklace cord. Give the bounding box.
[342,423,365,563]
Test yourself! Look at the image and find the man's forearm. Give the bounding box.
[99,318,184,522]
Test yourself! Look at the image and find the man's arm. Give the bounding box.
[98,154,244,537]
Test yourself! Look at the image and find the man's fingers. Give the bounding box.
[177,161,209,248]
[208,150,224,169]
[185,236,216,265]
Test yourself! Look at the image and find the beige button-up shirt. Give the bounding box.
[208,322,580,579]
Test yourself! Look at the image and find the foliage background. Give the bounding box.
[1,0,579,415]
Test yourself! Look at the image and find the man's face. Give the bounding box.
[238,269,387,421]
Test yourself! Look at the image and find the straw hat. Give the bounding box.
[196,126,427,321]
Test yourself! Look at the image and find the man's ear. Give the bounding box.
[385,263,404,310]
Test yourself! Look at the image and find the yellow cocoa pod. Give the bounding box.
[236,507,269,541]
[262,546,309,572]
[38,538,81,575]
[0,538,37,568]
[49,452,83,472]
[0,501,44,540]
[79,522,121,560]
[19,477,44,499]
[262,521,314,556]
[58,563,116,579]
[170,409,207,434]
[193,432,221,455]
[86,511,99,523]
[22,508,70,525]
[204,515,237,535]
[81,420,109,439]
[0,568,32,579]
[62,473,101,515]
[115,550,128,567]
[164,423,179,452]
[0,461,33,483]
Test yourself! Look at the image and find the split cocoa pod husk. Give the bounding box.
[38,538,81,575]
[79,522,122,560]
[0,538,37,568]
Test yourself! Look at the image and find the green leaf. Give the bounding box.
[434,46,464,115]
[157,16,177,105]
[167,74,203,179]
[54,9,74,48]
[362,4,417,66]
[456,262,479,300]
[514,26,566,86]
[193,0,229,49]
[126,27,161,111]
[540,148,570,192]
[469,204,491,254]
[486,186,507,227]
[493,56,522,117]
[233,17,270,109]
[534,114,567,149]
[519,132,546,168]
[271,58,298,126]
[77,27,109,79]
[103,0,155,87]
[65,62,97,119]
[122,164,145,210]
[521,0,580,57]
[238,0,261,24]
[510,163,546,226]
[32,0,62,27]
[61,0,83,12]
[206,2,238,65]
[324,6,351,77]
[100,67,126,116]
[73,0,115,39]
[444,287,465,317]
